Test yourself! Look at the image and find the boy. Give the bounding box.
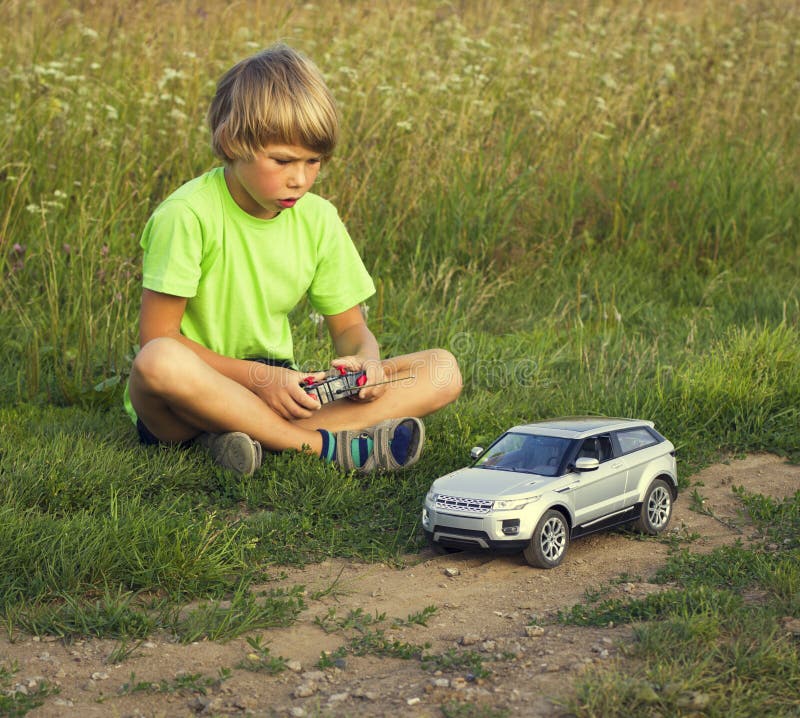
[125,44,462,475]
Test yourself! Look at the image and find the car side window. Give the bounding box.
[617,427,659,454]
[577,435,614,463]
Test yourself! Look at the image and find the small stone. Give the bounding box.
[524,625,545,638]
[288,708,307,717]
[300,670,326,682]
[293,683,317,698]
[188,696,216,713]
[352,689,379,701]
[460,634,481,646]
[286,660,303,672]
[407,697,421,706]
[444,567,460,577]
[53,698,74,707]
[328,692,349,703]
[633,684,661,704]
[781,617,800,635]
[481,640,497,652]
[432,678,450,688]
[143,641,157,649]
[91,672,110,681]
[676,691,711,710]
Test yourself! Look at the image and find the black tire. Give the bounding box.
[632,478,673,535]
[523,509,569,568]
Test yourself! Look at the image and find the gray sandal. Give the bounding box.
[197,432,263,476]
[335,417,425,473]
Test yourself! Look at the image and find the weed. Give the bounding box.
[118,668,231,696]
[0,661,59,717]
[422,649,491,679]
[105,638,143,664]
[236,636,289,674]
[393,605,438,627]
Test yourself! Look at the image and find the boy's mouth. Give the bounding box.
[278,198,297,208]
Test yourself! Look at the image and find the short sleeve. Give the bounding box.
[306,208,375,316]
[140,200,204,298]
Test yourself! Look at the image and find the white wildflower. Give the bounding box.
[80,26,99,40]
[600,73,618,90]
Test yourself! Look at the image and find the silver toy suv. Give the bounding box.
[422,417,678,568]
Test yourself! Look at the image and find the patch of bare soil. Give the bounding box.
[6,454,799,718]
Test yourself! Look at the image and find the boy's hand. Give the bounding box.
[248,363,326,420]
[330,356,387,402]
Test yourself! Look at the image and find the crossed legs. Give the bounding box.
[128,338,462,456]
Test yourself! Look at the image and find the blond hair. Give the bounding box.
[208,44,339,162]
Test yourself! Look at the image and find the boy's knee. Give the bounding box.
[131,337,188,392]
[427,348,463,405]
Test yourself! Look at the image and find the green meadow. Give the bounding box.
[1,0,798,714]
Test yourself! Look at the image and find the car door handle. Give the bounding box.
[610,462,624,469]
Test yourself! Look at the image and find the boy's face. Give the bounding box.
[224,143,322,220]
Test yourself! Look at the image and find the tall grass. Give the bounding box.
[1,0,798,399]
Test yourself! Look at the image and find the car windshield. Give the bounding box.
[475,432,571,476]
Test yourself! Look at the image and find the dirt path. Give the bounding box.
[5,454,798,718]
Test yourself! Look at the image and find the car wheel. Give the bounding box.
[632,478,673,535]
[523,509,569,568]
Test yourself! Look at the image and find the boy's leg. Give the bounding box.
[298,348,462,433]
[130,340,460,469]
[129,337,324,454]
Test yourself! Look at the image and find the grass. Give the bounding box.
[1,0,799,715]
[560,491,800,717]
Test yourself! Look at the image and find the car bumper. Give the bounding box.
[422,504,533,551]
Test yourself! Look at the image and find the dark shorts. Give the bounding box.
[135,356,294,446]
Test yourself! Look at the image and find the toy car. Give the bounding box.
[422,417,678,568]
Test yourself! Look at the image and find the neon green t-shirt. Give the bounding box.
[124,167,375,422]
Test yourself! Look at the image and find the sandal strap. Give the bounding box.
[333,418,425,474]
[334,429,369,472]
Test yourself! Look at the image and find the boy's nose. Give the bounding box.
[288,167,305,187]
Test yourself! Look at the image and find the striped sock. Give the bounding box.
[317,429,374,468]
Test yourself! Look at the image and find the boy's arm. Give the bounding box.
[325,305,388,402]
[139,289,323,419]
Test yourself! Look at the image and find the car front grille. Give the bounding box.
[434,494,494,514]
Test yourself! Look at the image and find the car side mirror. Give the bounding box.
[575,457,600,472]
[470,446,484,460]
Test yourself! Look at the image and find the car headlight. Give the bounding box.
[494,495,541,511]
[425,489,437,505]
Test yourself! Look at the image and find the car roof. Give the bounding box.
[507,417,656,440]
